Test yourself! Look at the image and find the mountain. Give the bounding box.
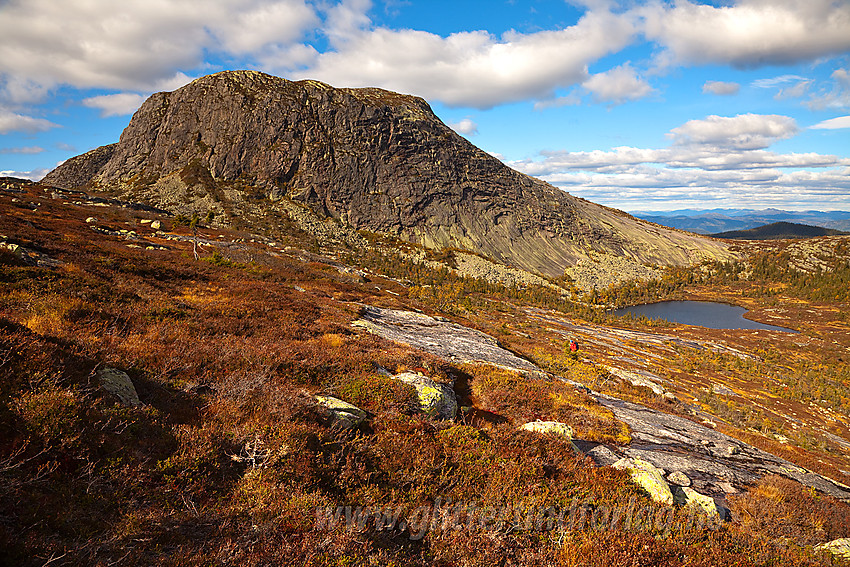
[43,70,733,278]
[634,209,850,234]
[711,221,850,240]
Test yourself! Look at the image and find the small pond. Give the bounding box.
[613,300,797,332]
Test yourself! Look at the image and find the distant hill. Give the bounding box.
[634,208,850,234]
[710,221,849,240]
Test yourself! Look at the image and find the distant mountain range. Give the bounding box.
[710,221,849,240]
[633,208,850,234]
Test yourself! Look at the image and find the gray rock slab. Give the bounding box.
[353,305,540,374]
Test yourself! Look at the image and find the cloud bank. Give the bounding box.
[512,113,850,210]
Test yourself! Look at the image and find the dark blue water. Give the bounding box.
[614,300,797,332]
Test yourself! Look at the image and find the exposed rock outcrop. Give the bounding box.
[353,305,541,374]
[96,367,141,407]
[392,372,457,420]
[672,485,725,518]
[815,537,850,560]
[613,457,674,505]
[316,395,367,429]
[519,420,575,438]
[43,70,734,277]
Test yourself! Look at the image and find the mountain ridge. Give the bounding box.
[43,70,734,278]
[711,221,850,240]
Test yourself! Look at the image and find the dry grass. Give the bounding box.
[465,363,631,444]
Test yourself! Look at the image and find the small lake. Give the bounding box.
[613,300,798,332]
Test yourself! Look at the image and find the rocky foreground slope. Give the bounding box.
[44,70,733,278]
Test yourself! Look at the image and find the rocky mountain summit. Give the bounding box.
[44,70,733,278]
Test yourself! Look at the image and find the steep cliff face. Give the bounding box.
[43,70,733,276]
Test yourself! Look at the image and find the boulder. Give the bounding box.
[520,420,581,452]
[150,220,161,230]
[315,396,367,429]
[667,470,692,487]
[613,457,674,505]
[520,420,574,438]
[96,367,141,407]
[815,538,850,560]
[673,485,723,518]
[392,372,457,420]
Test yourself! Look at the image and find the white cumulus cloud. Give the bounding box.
[83,93,149,117]
[0,0,318,94]
[0,108,57,134]
[702,81,740,95]
[667,114,798,150]
[811,115,850,129]
[643,0,850,68]
[295,8,638,108]
[582,63,654,105]
[510,112,850,211]
[0,167,50,180]
[449,118,478,136]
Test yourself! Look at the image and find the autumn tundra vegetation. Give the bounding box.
[2,178,850,566]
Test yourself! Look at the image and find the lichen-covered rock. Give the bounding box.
[392,372,457,420]
[613,457,674,505]
[96,367,141,407]
[315,396,367,429]
[520,420,574,438]
[815,537,850,560]
[667,470,692,487]
[672,485,722,518]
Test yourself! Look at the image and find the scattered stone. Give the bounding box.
[672,486,723,518]
[1,242,22,258]
[711,384,737,396]
[85,217,97,224]
[613,457,674,505]
[585,444,621,467]
[150,220,161,230]
[727,445,740,456]
[315,396,367,429]
[1,241,63,268]
[96,367,141,407]
[520,420,580,452]
[520,420,574,438]
[140,219,152,224]
[294,285,306,292]
[815,538,850,560]
[392,371,457,420]
[667,470,692,487]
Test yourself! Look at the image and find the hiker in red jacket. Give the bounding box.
[569,339,578,352]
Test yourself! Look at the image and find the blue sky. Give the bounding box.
[1,0,849,212]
